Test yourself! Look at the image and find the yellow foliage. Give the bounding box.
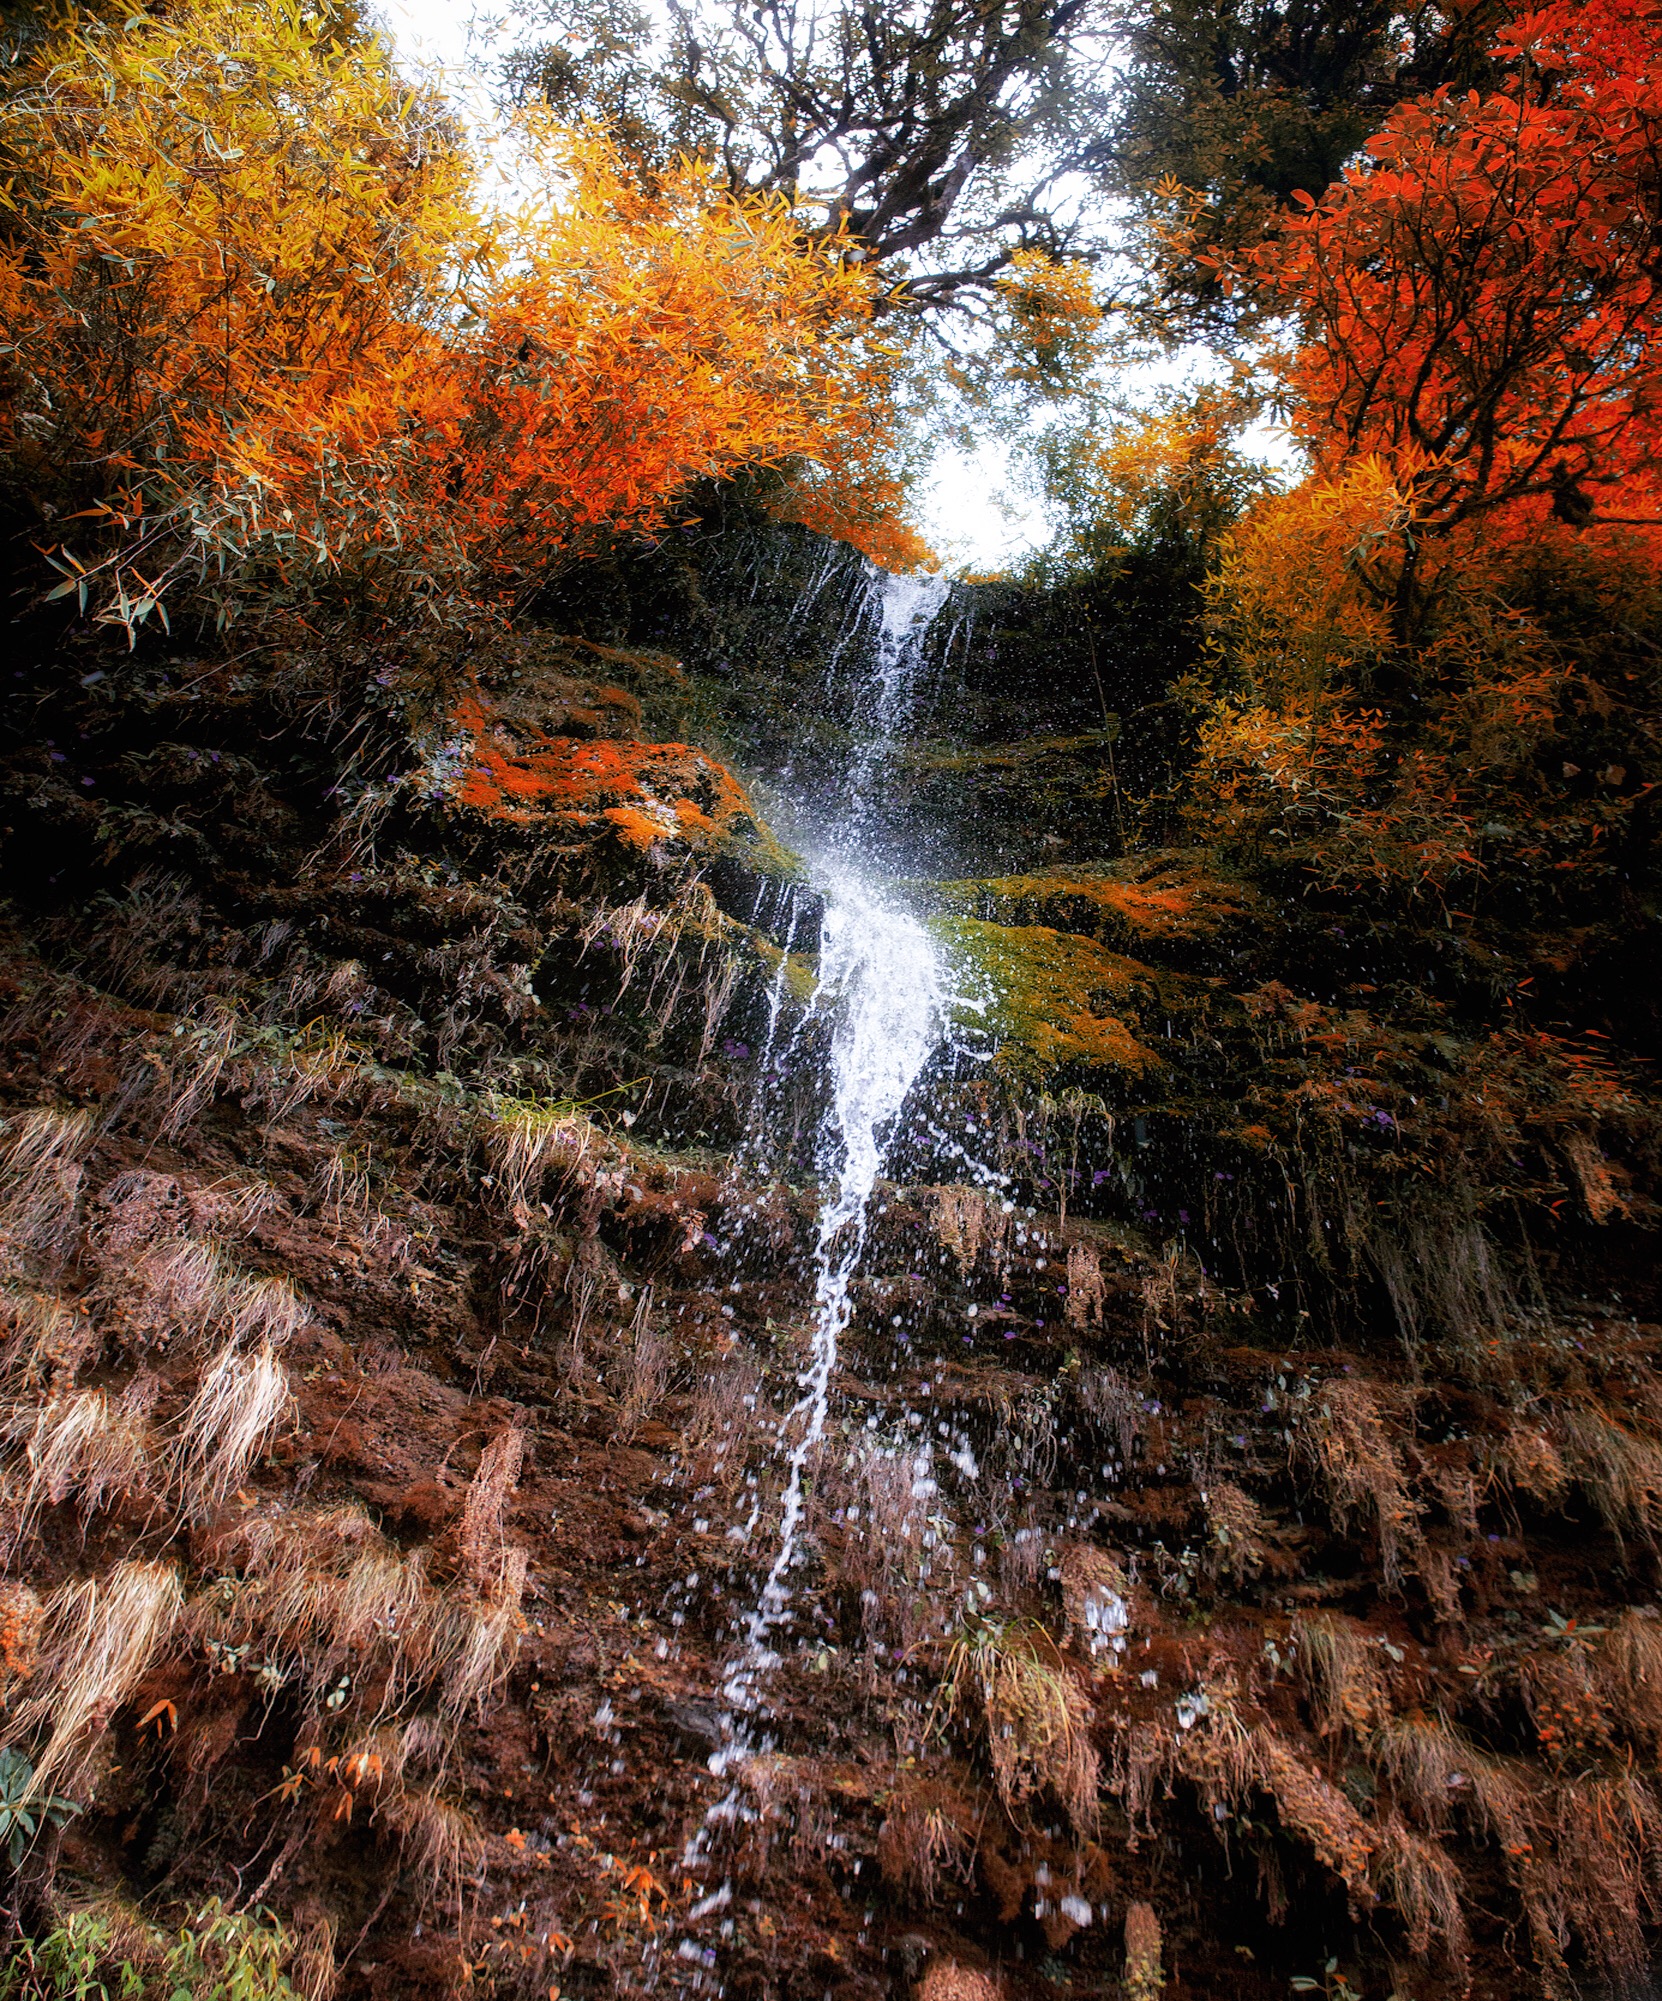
[0,0,922,638]
[995,248,1104,389]
[1203,461,1408,702]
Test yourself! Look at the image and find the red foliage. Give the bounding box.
[1246,0,1662,536]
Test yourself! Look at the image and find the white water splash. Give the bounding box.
[731,874,943,1691]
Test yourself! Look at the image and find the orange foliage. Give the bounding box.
[445,691,767,856]
[0,0,924,641]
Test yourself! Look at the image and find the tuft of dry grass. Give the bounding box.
[483,1094,600,1213]
[877,1773,978,1905]
[1057,1543,1131,1659]
[1549,1769,1662,1990]
[1491,1418,1569,1504]
[0,1287,97,1393]
[615,1286,675,1440]
[15,1558,182,1800]
[938,1620,1098,1833]
[826,1427,959,1652]
[158,1003,242,1141]
[1376,1813,1469,1963]
[932,1187,1007,1280]
[916,1964,1003,2001]
[382,1784,484,1915]
[0,1106,95,1260]
[458,1425,524,1597]
[1553,1403,1662,1541]
[439,1545,528,1720]
[190,1502,434,1712]
[124,1237,307,1355]
[1203,1481,1272,1585]
[1292,1377,1419,1586]
[6,1385,152,1537]
[1122,1900,1164,2001]
[169,1342,292,1518]
[1063,1242,1104,1328]
[1597,1609,1662,1746]
[1293,1612,1389,1737]
[1256,1731,1376,1899]
[1075,1365,1144,1461]
[290,1916,339,2001]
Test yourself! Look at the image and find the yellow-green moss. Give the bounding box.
[933,915,1163,1079]
[933,848,1257,948]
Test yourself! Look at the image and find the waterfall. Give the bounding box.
[730,875,944,1688]
[691,570,951,1880]
[844,566,951,841]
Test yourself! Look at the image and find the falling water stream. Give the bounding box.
[687,567,953,1905]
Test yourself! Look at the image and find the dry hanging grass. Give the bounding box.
[290,1916,339,2001]
[1550,1769,1662,1990]
[125,1237,307,1354]
[916,1966,1003,2001]
[1293,1612,1389,1737]
[1596,1609,1662,1745]
[1256,1731,1376,1898]
[440,1545,527,1720]
[933,1187,1006,1279]
[267,1537,435,1716]
[170,1342,291,1517]
[1064,1242,1105,1327]
[17,1558,182,1800]
[876,1774,978,1905]
[616,1287,675,1439]
[1203,1480,1272,1584]
[1376,1814,1469,1964]
[0,1287,97,1392]
[7,1385,152,1536]
[458,1426,524,1596]
[1293,1376,1420,1585]
[0,1106,95,1260]
[1553,1403,1662,1541]
[826,1428,959,1651]
[939,1620,1099,1833]
[190,1502,432,1707]
[158,1003,242,1141]
[382,1784,485,1915]
[483,1095,600,1212]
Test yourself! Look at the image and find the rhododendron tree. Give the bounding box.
[1237,0,1662,629]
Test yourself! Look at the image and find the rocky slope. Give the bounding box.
[0,569,1656,2001]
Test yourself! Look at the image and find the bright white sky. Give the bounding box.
[373,1,1290,571]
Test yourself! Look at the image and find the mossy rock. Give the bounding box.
[892,730,1121,841]
[933,915,1166,1080]
[433,684,808,910]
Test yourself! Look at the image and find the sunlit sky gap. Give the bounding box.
[374,1,1292,572]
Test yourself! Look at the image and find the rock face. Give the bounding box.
[0,596,1655,2001]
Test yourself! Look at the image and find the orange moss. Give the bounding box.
[447,692,767,858]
